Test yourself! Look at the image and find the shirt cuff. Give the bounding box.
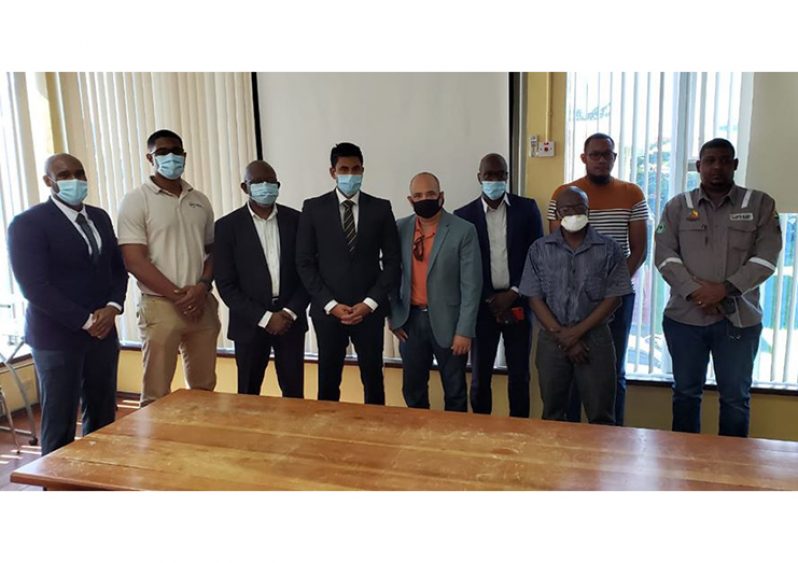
[324,300,338,315]
[510,286,519,294]
[258,311,273,328]
[363,298,378,311]
[107,302,123,313]
[82,314,95,331]
[283,308,298,321]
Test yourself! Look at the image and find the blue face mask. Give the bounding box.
[481,180,507,201]
[249,181,279,206]
[55,179,89,206]
[336,174,363,197]
[154,153,185,180]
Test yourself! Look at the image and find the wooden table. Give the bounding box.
[11,389,798,490]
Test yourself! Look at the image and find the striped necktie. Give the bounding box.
[342,199,356,253]
[75,213,100,265]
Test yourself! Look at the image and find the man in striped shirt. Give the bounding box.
[547,133,650,426]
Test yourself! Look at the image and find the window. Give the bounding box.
[565,72,798,388]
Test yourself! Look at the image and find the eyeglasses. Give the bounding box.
[150,148,185,157]
[587,151,616,162]
[413,235,425,261]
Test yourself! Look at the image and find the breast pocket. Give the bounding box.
[728,221,756,250]
[584,277,607,302]
[678,221,708,252]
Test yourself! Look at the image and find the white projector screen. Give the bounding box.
[256,73,510,218]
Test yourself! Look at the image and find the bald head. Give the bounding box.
[244,160,277,184]
[409,172,440,195]
[42,153,86,193]
[478,153,507,177]
[555,186,589,216]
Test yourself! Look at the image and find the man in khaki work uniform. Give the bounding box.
[655,137,782,437]
[118,129,220,406]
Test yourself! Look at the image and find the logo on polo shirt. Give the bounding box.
[188,202,204,209]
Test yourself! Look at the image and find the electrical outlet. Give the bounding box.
[535,140,555,158]
[529,135,539,157]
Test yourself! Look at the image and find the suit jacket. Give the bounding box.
[389,210,483,349]
[7,199,128,351]
[296,190,401,318]
[214,203,310,342]
[454,192,544,300]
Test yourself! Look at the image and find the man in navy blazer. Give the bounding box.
[7,154,128,455]
[454,153,544,417]
[215,160,310,398]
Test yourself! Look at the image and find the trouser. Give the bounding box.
[234,322,306,398]
[138,293,221,407]
[399,307,468,412]
[469,302,531,417]
[312,311,386,405]
[536,324,616,425]
[567,292,634,425]
[31,335,119,455]
[663,316,761,438]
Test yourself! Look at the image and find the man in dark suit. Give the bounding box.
[296,142,401,405]
[454,153,544,418]
[7,153,128,455]
[215,160,310,397]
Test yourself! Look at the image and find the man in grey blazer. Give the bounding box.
[389,172,482,411]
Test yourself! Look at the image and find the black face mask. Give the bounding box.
[413,198,442,219]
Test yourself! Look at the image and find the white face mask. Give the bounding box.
[561,214,589,232]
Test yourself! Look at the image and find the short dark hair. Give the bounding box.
[147,129,183,150]
[330,142,363,168]
[584,132,615,152]
[699,138,735,159]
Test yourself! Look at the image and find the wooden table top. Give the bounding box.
[11,389,798,490]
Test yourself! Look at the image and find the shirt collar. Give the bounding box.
[697,184,742,207]
[248,201,278,222]
[335,188,360,206]
[50,195,89,223]
[143,177,194,197]
[481,194,511,214]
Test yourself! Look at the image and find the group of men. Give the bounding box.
[7,129,781,457]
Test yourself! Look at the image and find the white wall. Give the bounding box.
[256,73,510,217]
[745,72,798,213]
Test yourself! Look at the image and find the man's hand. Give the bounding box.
[265,311,293,336]
[87,306,119,340]
[341,302,373,326]
[391,327,408,342]
[689,280,727,308]
[555,325,585,351]
[173,284,208,320]
[451,335,471,356]
[330,304,354,322]
[566,340,589,364]
[487,290,517,316]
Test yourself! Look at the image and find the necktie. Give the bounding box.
[342,200,356,253]
[75,214,100,265]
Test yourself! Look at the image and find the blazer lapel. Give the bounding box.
[240,205,273,297]
[427,211,451,273]
[276,205,291,297]
[47,200,93,265]
[401,217,415,299]
[326,190,351,258]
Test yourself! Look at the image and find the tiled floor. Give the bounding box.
[0,395,139,491]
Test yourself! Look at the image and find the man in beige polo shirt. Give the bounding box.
[118,129,220,407]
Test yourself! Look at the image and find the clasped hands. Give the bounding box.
[173,284,208,322]
[331,302,373,326]
[550,325,590,364]
[87,306,119,339]
[688,279,727,314]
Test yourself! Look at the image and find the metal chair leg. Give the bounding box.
[0,341,39,445]
[0,386,21,454]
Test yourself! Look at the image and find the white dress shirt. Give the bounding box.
[324,189,378,314]
[481,195,518,294]
[51,196,122,330]
[249,204,298,328]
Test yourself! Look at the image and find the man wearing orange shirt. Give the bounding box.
[548,133,650,426]
[389,172,482,411]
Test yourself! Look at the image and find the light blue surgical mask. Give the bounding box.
[55,179,89,206]
[336,174,363,197]
[249,181,279,206]
[154,153,185,180]
[481,180,507,201]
